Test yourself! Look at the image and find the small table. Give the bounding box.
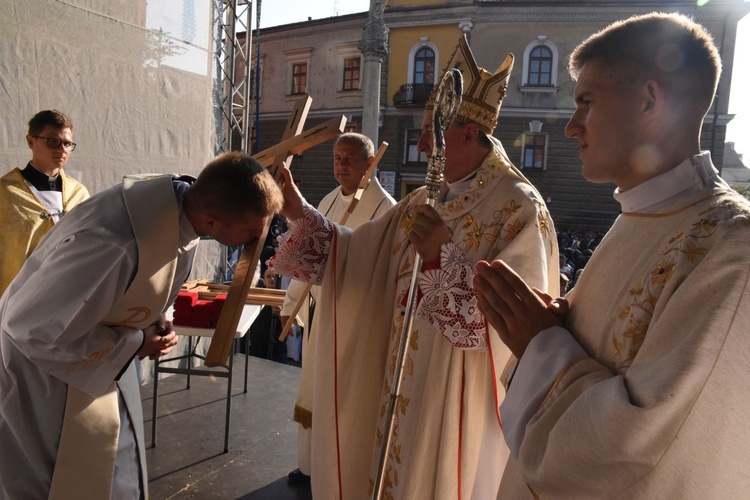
[151,303,262,453]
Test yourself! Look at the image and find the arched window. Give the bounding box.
[394,40,438,107]
[528,46,553,86]
[521,38,559,88]
[413,47,435,85]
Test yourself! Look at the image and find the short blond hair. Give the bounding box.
[569,12,721,115]
[187,152,283,220]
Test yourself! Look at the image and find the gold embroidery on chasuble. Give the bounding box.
[107,306,155,328]
[381,193,430,492]
[393,203,416,256]
[72,305,157,374]
[65,332,118,373]
[536,198,553,242]
[610,205,729,374]
[383,316,419,488]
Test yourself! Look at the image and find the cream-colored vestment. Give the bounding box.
[498,153,750,499]
[274,143,558,499]
[282,178,395,475]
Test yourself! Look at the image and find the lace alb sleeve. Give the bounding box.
[269,203,334,286]
[416,242,488,351]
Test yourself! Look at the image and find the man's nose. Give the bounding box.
[417,134,432,154]
[564,111,582,138]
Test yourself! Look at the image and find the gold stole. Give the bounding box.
[49,175,179,499]
[0,168,89,295]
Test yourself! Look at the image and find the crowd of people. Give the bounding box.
[556,229,604,293]
[1,11,748,500]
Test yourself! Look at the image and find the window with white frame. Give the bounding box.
[407,39,439,86]
[521,37,559,88]
[521,132,548,170]
[413,47,435,85]
[528,46,553,86]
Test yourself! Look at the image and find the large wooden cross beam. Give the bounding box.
[205,97,346,367]
[276,140,389,343]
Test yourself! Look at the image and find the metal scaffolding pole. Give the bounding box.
[213,0,253,155]
[212,0,253,282]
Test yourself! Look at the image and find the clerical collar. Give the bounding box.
[22,162,62,192]
[444,168,479,202]
[613,151,718,214]
[174,175,200,246]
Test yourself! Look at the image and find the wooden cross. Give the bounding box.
[276,140,389,342]
[205,96,346,367]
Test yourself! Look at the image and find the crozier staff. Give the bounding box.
[271,35,559,500]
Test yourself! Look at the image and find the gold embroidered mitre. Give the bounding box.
[427,35,514,134]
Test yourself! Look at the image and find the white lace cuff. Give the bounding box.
[270,203,334,286]
[416,242,489,350]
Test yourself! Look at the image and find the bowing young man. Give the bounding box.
[0,153,283,499]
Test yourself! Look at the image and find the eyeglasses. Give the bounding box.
[33,136,76,152]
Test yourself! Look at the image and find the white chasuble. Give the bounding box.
[0,175,191,499]
[273,144,559,500]
[283,178,395,475]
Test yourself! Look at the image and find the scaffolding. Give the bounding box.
[212,0,254,281]
[213,0,253,155]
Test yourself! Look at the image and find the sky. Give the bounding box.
[258,0,750,160]
[728,14,750,158]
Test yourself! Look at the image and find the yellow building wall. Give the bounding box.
[386,25,462,106]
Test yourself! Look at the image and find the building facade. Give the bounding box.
[250,0,748,231]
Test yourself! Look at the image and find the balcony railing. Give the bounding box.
[393,83,435,107]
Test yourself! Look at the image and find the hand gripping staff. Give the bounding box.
[371,68,463,500]
[277,141,389,342]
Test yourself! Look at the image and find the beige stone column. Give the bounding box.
[358,0,389,145]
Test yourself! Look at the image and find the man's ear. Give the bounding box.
[642,79,664,118]
[26,134,34,149]
[193,210,217,236]
[464,122,480,144]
